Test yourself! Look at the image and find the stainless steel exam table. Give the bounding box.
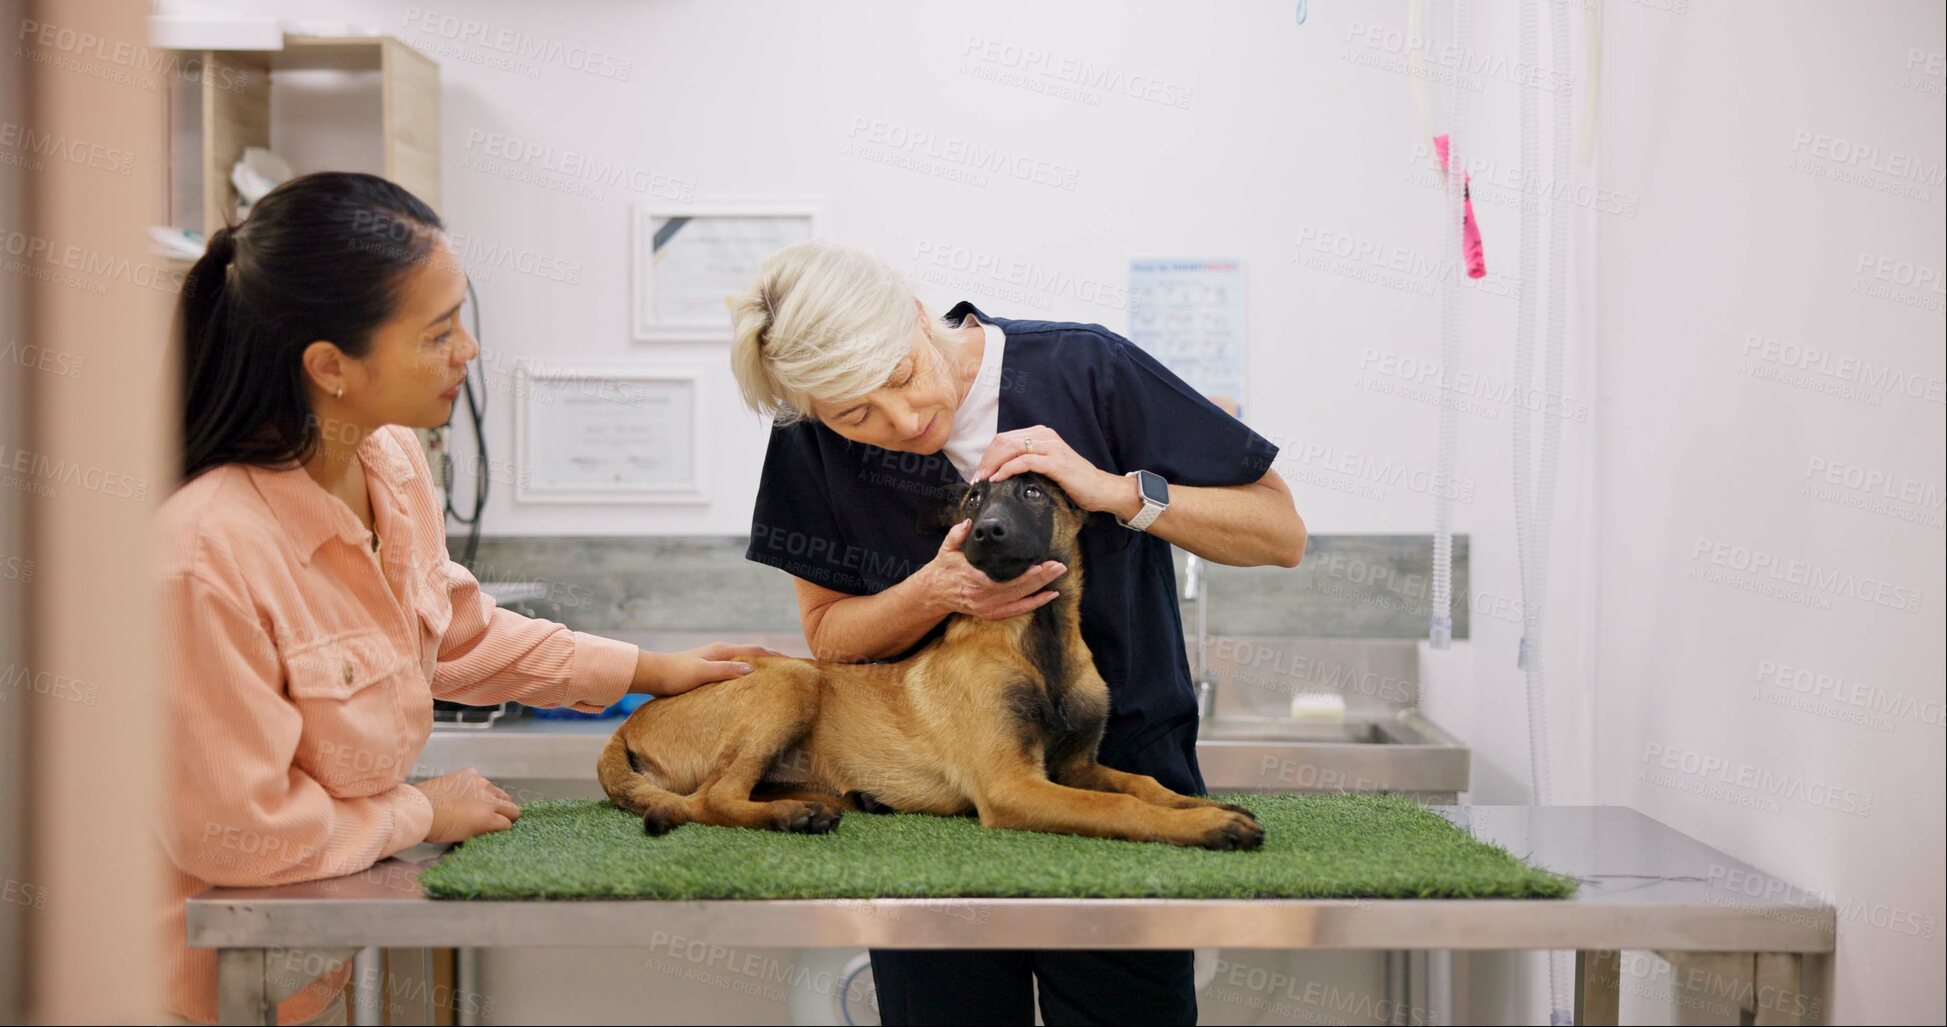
[188,805,1835,1026]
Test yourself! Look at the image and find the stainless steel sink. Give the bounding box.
[1186,629,1471,800]
[1195,708,1469,800]
[1191,721,1409,744]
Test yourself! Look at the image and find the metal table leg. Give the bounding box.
[1573,949,1620,1026]
[1383,949,1405,1023]
[1751,952,1814,1027]
[1649,950,1825,1026]
[352,947,382,1025]
[216,948,274,1026]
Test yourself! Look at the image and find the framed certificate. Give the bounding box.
[515,366,706,504]
[633,204,818,341]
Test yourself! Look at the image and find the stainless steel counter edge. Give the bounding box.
[186,894,1834,953]
[185,806,1836,954]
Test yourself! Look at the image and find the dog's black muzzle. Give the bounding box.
[963,510,1048,583]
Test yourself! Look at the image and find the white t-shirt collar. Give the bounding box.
[943,316,1005,482]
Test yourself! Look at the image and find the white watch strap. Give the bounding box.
[1121,470,1165,532]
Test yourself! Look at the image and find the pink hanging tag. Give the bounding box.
[1433,134,1487,279]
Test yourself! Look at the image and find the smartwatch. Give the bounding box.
[1117,470,1170,532]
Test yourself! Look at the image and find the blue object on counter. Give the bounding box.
[526,693,651,720]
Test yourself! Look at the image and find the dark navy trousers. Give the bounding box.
[870,727,1203,1026]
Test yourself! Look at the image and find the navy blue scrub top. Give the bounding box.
[745,301,1280,796]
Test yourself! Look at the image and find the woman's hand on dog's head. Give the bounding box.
[920,519,1066,620]
[972,426,1141,522]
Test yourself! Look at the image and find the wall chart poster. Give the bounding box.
[1126,258,1247,417]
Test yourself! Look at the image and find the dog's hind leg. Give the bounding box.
[597,730,697,835]
[750,784,864,811]
[689,663,844,834]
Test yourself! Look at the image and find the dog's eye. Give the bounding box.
[965,489,982,505]
[1024,486,1041,499]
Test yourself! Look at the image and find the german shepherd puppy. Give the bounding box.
[597,473,1264,850]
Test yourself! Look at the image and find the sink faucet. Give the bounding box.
[1184,555,1213,718]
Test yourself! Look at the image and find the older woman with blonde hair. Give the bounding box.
[731,239,1305,1026]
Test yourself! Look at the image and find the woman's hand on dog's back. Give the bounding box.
[635,642,789,697]
[410,768,521,844]
[921,519,1067,620]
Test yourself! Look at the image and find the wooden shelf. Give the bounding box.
[195,35,440,237]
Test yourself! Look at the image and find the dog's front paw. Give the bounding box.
[1216,801,1259,822]
[774,801,843,834]
[1187,807,1265,851]
[1170,797,1259,823]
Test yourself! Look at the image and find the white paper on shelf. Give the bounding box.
[147,13,283,51]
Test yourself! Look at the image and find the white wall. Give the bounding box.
[1592,1,1945,1023]
[211,0,1538,539]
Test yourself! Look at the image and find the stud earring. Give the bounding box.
[335,387,344,399]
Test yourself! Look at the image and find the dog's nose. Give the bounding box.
[972,517,1007,542]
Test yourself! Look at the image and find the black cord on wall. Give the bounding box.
[444,277,488,568]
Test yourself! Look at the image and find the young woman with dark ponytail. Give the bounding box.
[155,172,770,1025]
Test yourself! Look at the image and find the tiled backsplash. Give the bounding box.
[463,534,1470,641]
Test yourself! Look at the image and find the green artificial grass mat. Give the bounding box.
[418,794,1576,901]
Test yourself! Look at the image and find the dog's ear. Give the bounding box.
[1046,479,1079,513]
[1053,493,1090,537]
[917,483,971,533]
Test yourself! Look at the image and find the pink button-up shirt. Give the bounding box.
[155,426,637,1024]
